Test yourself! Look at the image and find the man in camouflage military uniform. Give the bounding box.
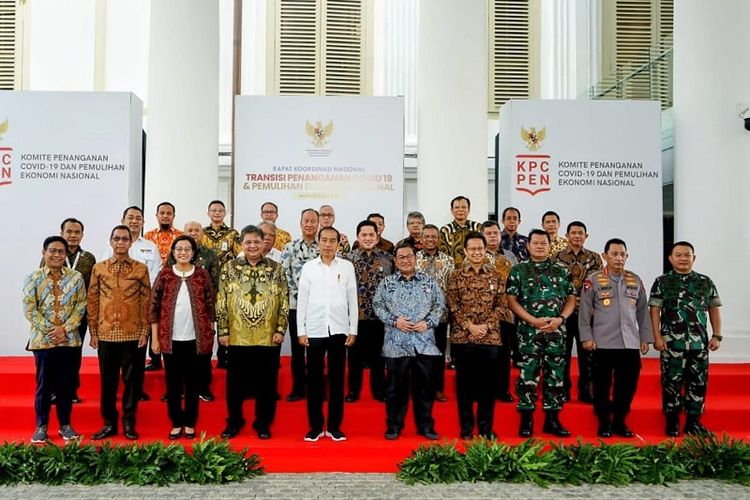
[649,241,722,437]
[579,238,652,438]
[507,229,576,437]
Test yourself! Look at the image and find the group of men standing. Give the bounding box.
[23,194,723,443]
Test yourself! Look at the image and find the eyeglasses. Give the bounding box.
[46,248,66,255]
[396,254,415,261]
[261,210,277,215]
[465,247,485,253]
[319,213,334,218]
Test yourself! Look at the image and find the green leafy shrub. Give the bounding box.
[0,438,263,486]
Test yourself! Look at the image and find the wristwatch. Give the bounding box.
[712,335,723,341]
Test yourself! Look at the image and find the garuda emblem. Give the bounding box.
[520,126,545,151]
[306,120,334,147]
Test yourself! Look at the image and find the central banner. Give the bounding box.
[233,96,405,245]
[498,99,663,287]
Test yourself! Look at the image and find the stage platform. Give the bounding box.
[1,356,748,473]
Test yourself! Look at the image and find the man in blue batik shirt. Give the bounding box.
[373,242,444,441]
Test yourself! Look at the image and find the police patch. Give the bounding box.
[583,279,593,291]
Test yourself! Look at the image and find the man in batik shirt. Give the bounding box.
[374,243,444,441]
[415,224,454,402]
[23,236,87,443]
[446,232,507,440]
[396,211,425,251]
[202,200,240,368]
[554,220,602,403]
[345,220,394,402]
[144,201,183,265]
[280,208,320,401]
[482,220,515,402]
[439,195,482,266]
[217,225,288,439]
[542,211,568,257]
[260,201,293,252]
[500,206,530,262]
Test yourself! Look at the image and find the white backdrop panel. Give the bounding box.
[0,91,143,355]
[498,99,663,288]
[233,96,405,243]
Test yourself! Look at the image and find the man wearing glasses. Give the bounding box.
[374,243,444,440]
[260,202,292,252]
[88,225,152,440]
[319,205,350,254]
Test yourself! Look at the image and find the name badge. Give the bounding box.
[221,241,228,251]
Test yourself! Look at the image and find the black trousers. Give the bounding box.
[198,352,213,395]
[593,348,641,419]
[431,322,448,392]
[306,334,347,432]
[288,309,306,395]
[163,340,201,428]
[497,321,515,395]
[564,312,594,398]
[385,355,435,432]
[72,314,87,393]
[34,347,76,427]
[347,319,385,398]
[452,343,498,434]
[226,345,281,430]
[97,340,146,428]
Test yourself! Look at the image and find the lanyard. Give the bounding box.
[66,251,80,271]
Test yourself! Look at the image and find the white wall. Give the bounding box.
[673,0,750,361]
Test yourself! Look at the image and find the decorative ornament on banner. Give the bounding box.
[233,96,404,244]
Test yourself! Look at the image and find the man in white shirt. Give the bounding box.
[101,206,162,286]
[297,226,358,442]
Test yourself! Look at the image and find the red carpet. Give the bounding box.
[1,356,749,472]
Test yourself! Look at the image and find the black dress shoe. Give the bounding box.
[460,431,473,440]
[497,392,514,403]
[71,394,82,404]
[418,428,439,440]
[612,424,634,438]
[123,427,138,440]
[92,425,117,440]
[184,428,196,439]
[139,392,151,401]
[256,428,271,440]
[286,392,304,402]
[144,363,162,372]
[479,430,497,440]
[344,392,359,403]
[384,428,400,440]
[435,391,448,402]
[597,424,612,438]
[221,425,241,439]
[373,393,386,403]
[199,392,215,402]
[169,428,183,440]
[665,412,680,437]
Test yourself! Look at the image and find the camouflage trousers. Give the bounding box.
[515,329,566,411]
[660,348,709,415]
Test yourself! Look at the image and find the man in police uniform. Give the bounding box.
[649,241,722,437]
[579,238,652,438]
[506,229,576,437]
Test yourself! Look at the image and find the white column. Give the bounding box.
[417,0,488,226]
[673,0,750,361]
[540,0,601,99]
[145,0,219,227]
